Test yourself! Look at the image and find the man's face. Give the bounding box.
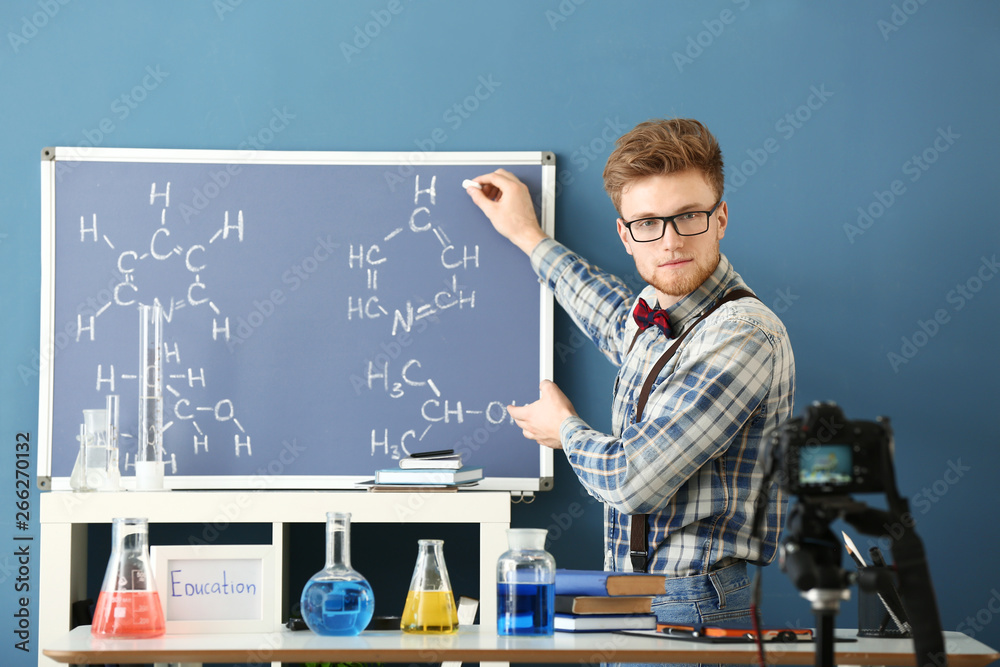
[616,169,727,309]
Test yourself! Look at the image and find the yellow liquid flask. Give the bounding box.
[401,539,458,633]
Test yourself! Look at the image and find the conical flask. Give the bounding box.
[300,512,375,635]
[92,518,165,638]
[69,424,96,492]
[401,539,458,634]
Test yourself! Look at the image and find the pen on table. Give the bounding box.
[867,545,887,568]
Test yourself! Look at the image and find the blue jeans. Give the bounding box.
[651,559,751,625]
[611,561,752,667]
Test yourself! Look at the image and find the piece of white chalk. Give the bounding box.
[462,179,482,190]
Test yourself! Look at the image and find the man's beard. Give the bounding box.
[641,249,721,301]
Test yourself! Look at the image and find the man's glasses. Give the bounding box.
[622,200,723,242]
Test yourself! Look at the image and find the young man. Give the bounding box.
[467,119,795,624]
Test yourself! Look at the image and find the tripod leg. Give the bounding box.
[815,609,836,667]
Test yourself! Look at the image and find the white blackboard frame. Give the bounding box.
[38,147,555,492]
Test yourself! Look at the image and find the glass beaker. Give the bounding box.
[92,518,165,638]
[497,528,555,635]
[401,539,458,634]
[300,512,375,636]
[71,408,113,492]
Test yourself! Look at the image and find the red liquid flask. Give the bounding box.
[92,518,165,638]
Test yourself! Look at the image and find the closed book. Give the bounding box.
[555,569,667,596]
[374,466,483,485]
[554,595,653,615]
[398,455,464,470]
[553,613,657,633]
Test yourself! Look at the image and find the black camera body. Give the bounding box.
[773,402,894,497]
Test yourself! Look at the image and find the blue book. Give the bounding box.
[555,569,666,596]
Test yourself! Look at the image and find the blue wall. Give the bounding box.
[2,1,998,662]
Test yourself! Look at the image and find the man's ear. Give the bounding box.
[616,218,633,256]
[716,201,728,240]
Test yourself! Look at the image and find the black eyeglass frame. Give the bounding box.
[622,200,724,242]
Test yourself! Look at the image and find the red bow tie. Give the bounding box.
[633,298,673,338]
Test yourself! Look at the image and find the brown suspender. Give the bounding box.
[627,289,758,573]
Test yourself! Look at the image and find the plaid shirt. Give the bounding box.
[531,239,794,577]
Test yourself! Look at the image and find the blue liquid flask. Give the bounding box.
[300,512,374,635]
[497,528,555,635]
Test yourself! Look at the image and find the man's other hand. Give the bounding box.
[507,380,576,449]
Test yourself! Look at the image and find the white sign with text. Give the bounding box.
[151,544,276,633]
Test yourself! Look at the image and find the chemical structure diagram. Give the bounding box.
[346,174,518,460]
[74,180,252,471]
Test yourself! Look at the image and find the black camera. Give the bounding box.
[772,401,894,497]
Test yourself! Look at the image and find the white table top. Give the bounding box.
[42,625,1000,665]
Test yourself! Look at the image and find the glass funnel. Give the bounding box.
[401,539,458,634]
[92,517,165,638]
[300,512,375,635]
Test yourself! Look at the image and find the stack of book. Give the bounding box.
[369,450,483,491]
[552,568,665,632]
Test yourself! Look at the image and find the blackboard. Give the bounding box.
[38,148,555,491]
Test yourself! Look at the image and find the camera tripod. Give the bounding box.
[780,496,945,667]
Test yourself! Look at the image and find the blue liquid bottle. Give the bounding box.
[300,512,374,635]
[497,528,555,635]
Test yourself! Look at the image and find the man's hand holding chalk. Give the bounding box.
[464,169,548,255]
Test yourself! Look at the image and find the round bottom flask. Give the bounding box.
[300,512,375,636]
[497,528,555,635]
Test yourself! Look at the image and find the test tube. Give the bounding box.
[105,394,120,490]
[136,304,164,490]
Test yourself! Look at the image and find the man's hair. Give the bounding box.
[602,118,724,215]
